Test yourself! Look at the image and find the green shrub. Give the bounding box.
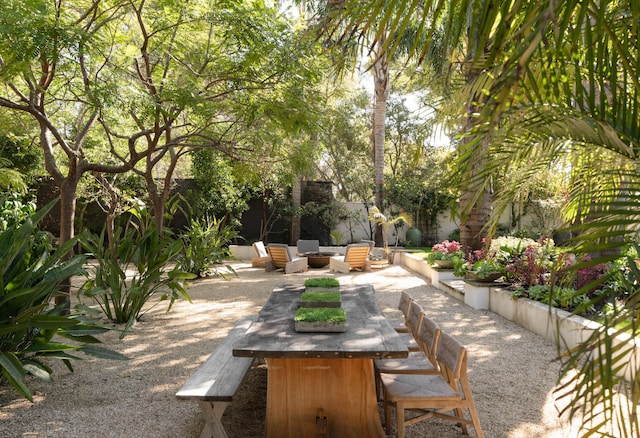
[177,216,237,278]
[0,200,127,402]
[78,212,195,335]
[522,284,593,312]
[304,278,340,288]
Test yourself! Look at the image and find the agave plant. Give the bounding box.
[0,200,127,402]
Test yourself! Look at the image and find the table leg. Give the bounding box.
[264,357,385,438]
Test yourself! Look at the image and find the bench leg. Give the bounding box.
[198,400,230,438]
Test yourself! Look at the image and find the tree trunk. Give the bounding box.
[457,5,493,254]
[290,175,302,245]
[145,173,165,234]
[54,179,78,309]
[459,188,492,252]
[372,35,389,247]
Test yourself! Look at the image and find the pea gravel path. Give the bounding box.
[0,262,585,437]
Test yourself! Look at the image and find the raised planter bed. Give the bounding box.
[300,291,341,308]
[397,251,639,382]
[304,278,340,292]
[294,307,347,333]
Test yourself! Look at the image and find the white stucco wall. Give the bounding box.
[333,202,537,245]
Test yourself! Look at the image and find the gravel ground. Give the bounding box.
[0,262,583,437]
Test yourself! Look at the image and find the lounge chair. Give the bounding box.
[296,239,320,255]
[251,241,271,268]
[329,242,372,273]
[266,243,308,274]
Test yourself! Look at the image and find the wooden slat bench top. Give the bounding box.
[176,315,255,401]
[176,315,255,438]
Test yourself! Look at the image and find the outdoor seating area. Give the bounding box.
[177,279,482,438]
[0,260,587,437]
[1,2,636,437]
[249,240,378,273]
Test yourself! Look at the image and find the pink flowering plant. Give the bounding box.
[427,240,464,264]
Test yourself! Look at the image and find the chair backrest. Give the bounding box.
[267,244,292,268]
[398,291,413,319]
[253,241,268,258]
[297,239,319,254]
[416,314,441,365]
[343,243,371,269]
[406,300,424,336]
[436,331,466,383]
[361,239,375,250]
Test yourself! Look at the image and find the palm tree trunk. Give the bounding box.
[373,35,389,247]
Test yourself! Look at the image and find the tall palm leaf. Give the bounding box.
[328,0,640,435]
[449,2,640,436]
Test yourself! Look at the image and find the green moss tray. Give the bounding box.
[300,291,341,308]
[294,307,347,332]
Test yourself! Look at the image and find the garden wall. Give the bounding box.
[333,202,537,246]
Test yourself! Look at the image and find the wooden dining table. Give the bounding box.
[233,285,408,438]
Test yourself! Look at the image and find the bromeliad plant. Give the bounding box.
[0,200,127,402]
[78,208,195,337]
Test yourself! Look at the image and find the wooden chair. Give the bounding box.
[398,300,424,352]
[374,312,441,400]
[380,331,484,438]
[266,243,308,274]
[375,313,441,375]
[329,242,371,273]
[387,291,413,333]
[251,241,271,268]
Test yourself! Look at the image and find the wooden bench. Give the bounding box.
[176,315,256,438]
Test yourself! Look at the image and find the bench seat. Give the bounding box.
[176,315,255,438]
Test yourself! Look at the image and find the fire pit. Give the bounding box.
[300,251,340,268]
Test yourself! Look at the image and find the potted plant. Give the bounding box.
[300,291,342,308]
[465,259,505,282]
[294,307,347,332]
[427,240,464,269]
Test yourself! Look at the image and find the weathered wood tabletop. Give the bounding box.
[232,284,408,359]
[232,284,408,437]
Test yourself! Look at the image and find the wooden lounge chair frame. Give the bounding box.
[329,242,372,273]
[251,241,271,268]
[380,331,484,438]
[266,243,308,274]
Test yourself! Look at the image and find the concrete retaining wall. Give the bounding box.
[398,252,639,382]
